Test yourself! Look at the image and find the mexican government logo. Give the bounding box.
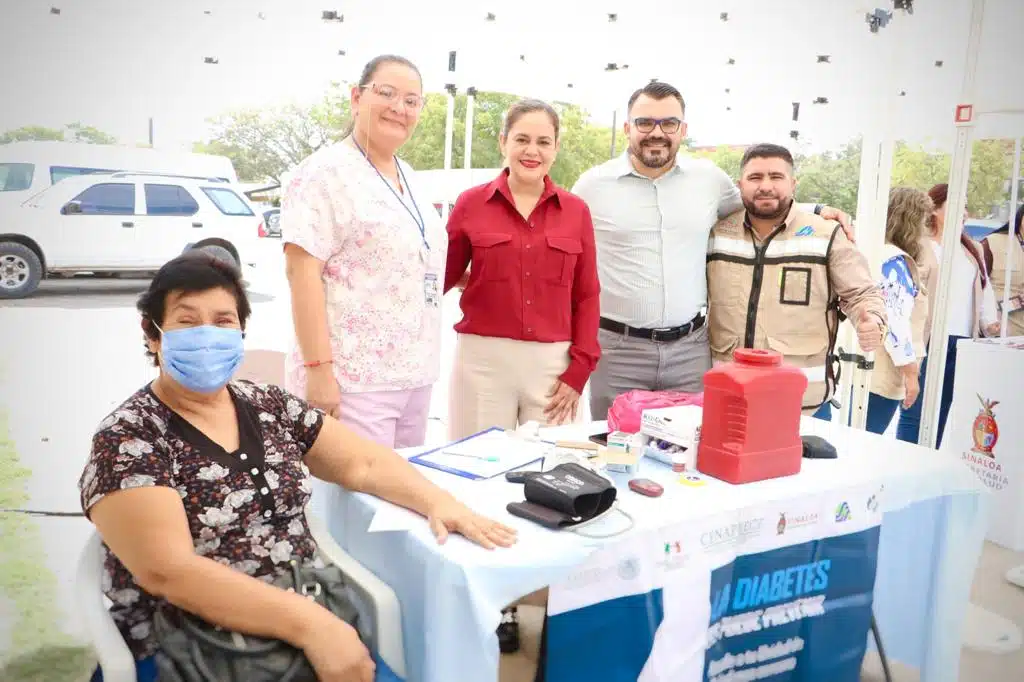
[962,394,1009,491]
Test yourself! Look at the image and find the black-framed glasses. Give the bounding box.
[633,117,682,134]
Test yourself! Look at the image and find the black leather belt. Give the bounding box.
[599,313,706,343]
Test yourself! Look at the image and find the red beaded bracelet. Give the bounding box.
[304,359,333,368]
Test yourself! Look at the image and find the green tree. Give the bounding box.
[692,146,744,182]
[399,91,615,189]
[194,95,349,183]
[794,139,863,215]
[0,123,117,145]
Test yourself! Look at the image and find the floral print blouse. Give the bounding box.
[78,380,326,659]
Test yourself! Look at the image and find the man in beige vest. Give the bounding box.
[706,144,887,419]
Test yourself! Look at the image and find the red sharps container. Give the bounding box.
[697,348,808,484]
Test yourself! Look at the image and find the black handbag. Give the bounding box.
[153,559,362,682]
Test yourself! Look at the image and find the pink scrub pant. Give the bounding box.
[336,385,433,449]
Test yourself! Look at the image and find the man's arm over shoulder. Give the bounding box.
[828,227,886,325]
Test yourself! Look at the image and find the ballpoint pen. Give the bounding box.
[440,451,500,463]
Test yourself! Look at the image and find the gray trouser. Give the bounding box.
[588,324,711,422]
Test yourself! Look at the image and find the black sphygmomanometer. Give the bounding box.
[505,463,634,538]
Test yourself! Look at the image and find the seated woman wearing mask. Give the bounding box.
[80,254,516,682]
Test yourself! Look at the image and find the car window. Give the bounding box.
[145,183,199,216]
[71,183,135,215]
[202,187,254,216]
[50,166,117,185]
[0,163,34,191]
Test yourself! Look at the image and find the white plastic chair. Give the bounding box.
[76,508,407,681]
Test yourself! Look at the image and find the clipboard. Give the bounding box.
[409,427,551,480]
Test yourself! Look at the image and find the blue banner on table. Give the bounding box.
[544,487,884,682]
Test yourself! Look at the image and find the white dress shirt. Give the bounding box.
[572,153,740,329]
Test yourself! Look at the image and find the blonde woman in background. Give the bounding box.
[865,187,932,434]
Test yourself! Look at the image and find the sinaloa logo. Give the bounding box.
[834,502,851,523]
[971,395,1000,457]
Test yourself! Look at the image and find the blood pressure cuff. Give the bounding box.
[506,463,617,529]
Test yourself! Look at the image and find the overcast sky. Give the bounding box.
[0,0,1021,155]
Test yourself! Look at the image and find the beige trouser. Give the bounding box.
[448,334,572,440]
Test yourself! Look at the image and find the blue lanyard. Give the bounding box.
[352,138,429,250]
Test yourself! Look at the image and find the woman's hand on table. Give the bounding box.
[426,494,518,550]
[544,380,580,425]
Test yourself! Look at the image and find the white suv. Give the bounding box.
[0,172,264,298]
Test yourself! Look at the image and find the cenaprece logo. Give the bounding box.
[971,394,1000,457]
[834,501,851,523]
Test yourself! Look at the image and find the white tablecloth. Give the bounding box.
[311,417,990,682]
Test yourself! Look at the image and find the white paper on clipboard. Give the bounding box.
[411,428,552,480]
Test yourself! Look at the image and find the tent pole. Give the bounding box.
[919,0,987,449]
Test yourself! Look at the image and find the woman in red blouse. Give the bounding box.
[444,99,601,438]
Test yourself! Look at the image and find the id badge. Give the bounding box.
[424,273,439,307]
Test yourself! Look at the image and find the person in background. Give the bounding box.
[706,144,886,420]
[443,99,600,658]
[81,254,515,682]
[444,99,600,438]
[865,188,932,434]
[281,54,446,449]
[896,183,1000,446]
[980,202,1024,337]
[571,81,854,422]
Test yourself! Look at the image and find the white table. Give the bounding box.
[942,336,1024,653]
[312,418,989,682]
[943,336,1024,550]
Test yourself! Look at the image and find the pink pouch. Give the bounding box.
[606,390,704,434]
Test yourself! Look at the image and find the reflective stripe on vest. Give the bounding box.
[708,235,831,263]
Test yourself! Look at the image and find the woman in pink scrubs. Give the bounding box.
[281,55,446,448]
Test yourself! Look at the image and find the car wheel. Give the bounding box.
[0,241,44,299]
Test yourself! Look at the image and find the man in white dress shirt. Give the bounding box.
[572,81,851,421]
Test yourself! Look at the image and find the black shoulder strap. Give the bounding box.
[981,238,994,276]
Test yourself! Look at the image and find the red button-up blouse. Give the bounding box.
[443,170,601,393]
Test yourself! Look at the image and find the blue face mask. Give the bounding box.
[157,324,244,393]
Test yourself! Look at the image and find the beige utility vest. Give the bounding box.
[871,243,928,401]
[984,232,1024,336]
[707,207,843,410]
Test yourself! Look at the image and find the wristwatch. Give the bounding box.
[814,204,824,216]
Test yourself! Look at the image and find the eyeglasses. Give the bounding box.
[362,82,425,111]
[632,117,682,134]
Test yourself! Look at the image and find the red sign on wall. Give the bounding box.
[955,104,974,123]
